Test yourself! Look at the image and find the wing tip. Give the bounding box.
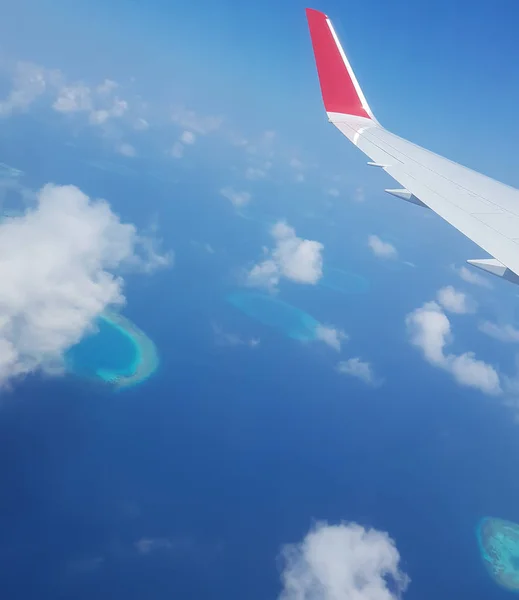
[305,7,328,19]
[305,8,373,120]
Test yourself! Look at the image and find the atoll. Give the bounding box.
[227,291,320,341]
[477,517,519,591]
[320,266,369,295]
[65,310,159,389]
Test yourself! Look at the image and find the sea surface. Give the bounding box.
[0,127,518,600]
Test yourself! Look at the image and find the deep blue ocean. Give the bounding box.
[0,115,518,600]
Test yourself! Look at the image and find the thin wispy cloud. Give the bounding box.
[116,142,136,157]
[479,321,519,343]
[212,323,260,348]
[245,166,268,180]
[220,187,251,208]
[452,264,492,288]
[0,62,59,117]
[171,106,222,135]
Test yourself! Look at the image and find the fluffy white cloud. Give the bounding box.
[327,188,340,197]
[315,325,348,351]
[452,264,492,288]
[247,221,323,290]
[53,78,129,128]
[406,301,501,395]
[279,522,409,600]
[116,143,136,157]
[337,358,380,386]
[367,235,397,259]
[436,286,474,314]
[220,187,251,208]
[479,321,519,343]
[0,183,169,385]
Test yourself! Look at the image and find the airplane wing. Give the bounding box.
[305,7,519,285]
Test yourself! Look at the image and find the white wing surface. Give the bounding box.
[306,8,519,285]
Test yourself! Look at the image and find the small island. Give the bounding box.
[477,517,519,591]
[65,311,159,389]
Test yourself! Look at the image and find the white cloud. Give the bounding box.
[220,187,251,208]
[170,142,184,159]
[327,188,340,197]
[247,221,323,290]
[436,285,474,314]
[279,521,409,600]
[247,258,280,290]
[89,109,110,125]
[245,166,267,180]
[88,98,127,126]
[171,107,222,135]
[337,358,380,386]
[406,301,501,395]
[180,131,196,145]
[53,83,92,113]
[479,321,519,343]
[116,143,136,157]
[134,117,149,131]
[212,324,260,348]
[315,325,348,351]
[109,98,128,118]
[353,186,365,203]
[367,235,397,259]
[0,62,59,117]
[452,264,492,288]
[96,79,118,95]
[0,183,169,386]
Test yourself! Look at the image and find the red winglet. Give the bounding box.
[305,8,372,119]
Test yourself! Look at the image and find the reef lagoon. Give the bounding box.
[320,266,370,295]
[65,311,159,389]
[227,291,320,341]
[477,517,519,591]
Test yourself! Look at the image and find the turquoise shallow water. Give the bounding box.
[65,316,139,381]
[320,267,370,295]
[65,312,159,388]
[227,291,319,340]
[477,517,519,590]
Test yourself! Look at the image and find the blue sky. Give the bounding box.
[2,0,519,598]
